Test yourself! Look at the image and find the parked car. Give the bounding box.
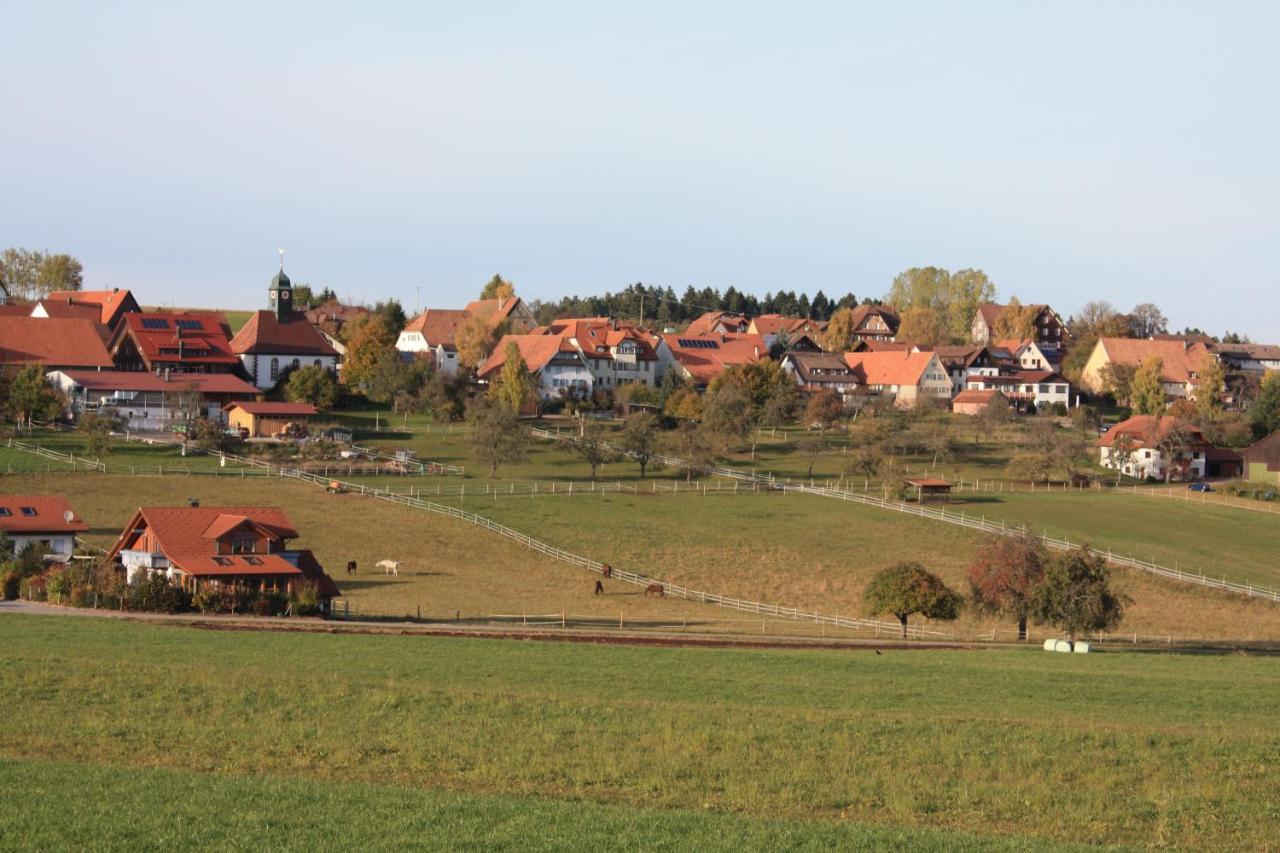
[1188,482,1213,492]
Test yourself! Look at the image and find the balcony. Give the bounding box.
[119,550,169,571]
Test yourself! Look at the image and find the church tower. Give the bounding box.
[268,253,293,323]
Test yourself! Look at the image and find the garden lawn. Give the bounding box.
[1,616,1278,849]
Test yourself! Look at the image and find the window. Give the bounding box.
[242,556,264,566]
[313,359,322,367]
[270,358,279,381]
[212,557,233,567]
[20,507,37,517]
[231,535,256,554]
[291,358,300,369]
[1038,384,1049,393]
[141,318,170,330]
[0,508,9,517]
[176,319,202,330]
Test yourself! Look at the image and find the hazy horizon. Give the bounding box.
[3,2,1276,337]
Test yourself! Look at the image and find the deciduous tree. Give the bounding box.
[480,274,516,301]
[804,389,843,433]
[489,341,533,413]
[967,531,1048,640]
[284,365,340,411]
[992,296,1038,341]
[665,421,714,482]
[570,419,618,480]
[1195,353,1225,419]
[619,411,661,478]
[343,315,398,387]
[466,397,529,478]
[6,365,62,428]
[1028,546,1128,645]
[455,314,505,371]
[1130,356,1167,415]
[863,562,963,638]
[1127,303,1168,339]
[1250,370,1280,439]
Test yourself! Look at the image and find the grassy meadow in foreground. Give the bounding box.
[1,616,1278,849]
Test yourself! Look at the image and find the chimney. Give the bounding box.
[1183,341,1190,352]
[754,346,760,358]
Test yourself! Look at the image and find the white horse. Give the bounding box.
[376,559,400,576]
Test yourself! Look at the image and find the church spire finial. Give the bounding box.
[278,248,285,272]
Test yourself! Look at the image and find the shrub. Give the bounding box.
[20,575,47,601]
[45,569,71,604]
[1,572,19,601]
[251,590,289,617]
[193,585,227,615]
[291,582,322,617]
[69,585,95,608]
[125,573,191,614]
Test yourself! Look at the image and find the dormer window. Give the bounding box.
[231,534,256,554]
[20,507,37,517]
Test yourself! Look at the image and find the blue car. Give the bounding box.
[1188,482,1213,492]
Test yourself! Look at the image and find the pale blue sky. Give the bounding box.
[3,2,1276,337]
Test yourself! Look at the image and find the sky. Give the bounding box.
[2,1,1277,337]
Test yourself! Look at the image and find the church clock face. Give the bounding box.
[269,291,277,301]
[281,290,290,301]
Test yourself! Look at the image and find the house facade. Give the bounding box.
[105,506,340,604]
[0,495,87,558]
[398,297,536,375]
[1080,338,1214,401]
[1096,415,1210,481]
[971,303,1067,351]
[844,305,900,345]
[779,351,860,395]
[224,401,318,438]
[542,318,660,390]
[842,351,952,407]
[229,268,339,389]
[1242,432,1280,485]
[108,311,240,375]
[964,369,1071,412]
[32,288,139,333]
[48,369,261,431]
[478,334,595,404]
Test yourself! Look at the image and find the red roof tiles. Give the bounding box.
[660,332,767,385]
[230,311,338,357]
[0,316,114,368]
[0,496,88,534]
[1095,415,1209,449]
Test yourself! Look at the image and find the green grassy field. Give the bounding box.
[1,616,1277,849]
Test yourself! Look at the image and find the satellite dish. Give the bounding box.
[63,510,75,523]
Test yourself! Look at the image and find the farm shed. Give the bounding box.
[1242,432,1280,485]
[905,478,953,503]
[223,401,318,438]
[951,388,1005,415]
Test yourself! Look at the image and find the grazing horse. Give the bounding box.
[375,559,400,576]
[346,560,358,575]
[594,580,604,596]
[601,564,613,579]
[644,583,664,598]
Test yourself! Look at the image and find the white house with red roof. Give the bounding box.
[478,334,595,404]
[963,368,1071,411]
[1095,415,1210,481]
[229,267,339,389]
[106,505,340,604]
[0,495,87,558]
[397,296,536,375]
[47,369,261,431]
[542,318,661,390]
[841,351,952,407]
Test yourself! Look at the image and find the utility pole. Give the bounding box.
[415,285,421,314]
[639,293,644,328]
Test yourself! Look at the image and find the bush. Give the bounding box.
[193,585,227,615]
[125,573,191,614]
[1,572,19,601]
[20,575,47,602]
[69,585,95,608]
[251,590,289,617]
[291,582,322,617]
[45,569,71,604]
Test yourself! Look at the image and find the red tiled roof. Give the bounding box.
[0,316,114,368]
[1097,339,1211,384]
[223,401,318,417]
[304,301,369,326]
[543,318,659,361]
[660,332,766,385]
[1095,415,1209,449]
[0,495,88,534]
[478,334,581,378]
[865,340,914,352]
[230,311,338,357]
[846,304,900,334]
[952,389,1002,405]
[684,311,750,336]
[0,304,32,316]
[41,289,139,326]
[401,309,471,350]
[54,369,260,395]
[841,351,938,386]
[464,297,529,329]
[115,312,239,367]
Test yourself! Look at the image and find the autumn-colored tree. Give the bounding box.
[820,307,856,351]
[886,266,996,343]
[1154,417,1196,483]
[664,421,714,482]
[1107,430,1137,485]
[1098,362,1137,407]
[803,389,844,433]
[1195,353,1225,419]
[5,365,62,428]
[480,274,516,301]
[465,397,529,478]
[1251,370,1280,439]
[1130,356,1167,415]
[992,296,1038,341]
[796,435,826,479]
[663,387,703,421]
[284,365,340,410]
[967,532,1048,640]
[863,562,963,638]
[489,341,533,413]
[343,315,397,387]
[619,411,661,478]
[456,315,507,371]
[895,305,949,345]
[570,419,618,480]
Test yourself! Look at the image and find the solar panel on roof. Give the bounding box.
[677,338,719,349]
[176,319,202,330]
[141,318,170,330]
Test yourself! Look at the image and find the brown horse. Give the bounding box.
[346,560,358,575]
[601,564,613,579]
[644,583,664,598]
[594,580,604,596]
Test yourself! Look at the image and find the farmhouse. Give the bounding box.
[0,316,114,372]
[230,268,339,389]
[1208,342,1280,374]
[478,334,595,406]
[108,311,240,375]
[964,369,1071,412]
[971,302,1068,351]
[843,304,900,345]
[779,351,860,395]
[31,288,139,333]
[48,369,261,431]
[224,401,319,438]
[398,296,537,375]
[542,318,661,390]
[841,351,951,407]
[1080,338,1214,401]
[1095,415,1210,481]
[0,495,87,558]
[658,332,767,389]
[748,315,828,350]
[106,506,340,604]
[684,311,751,336]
